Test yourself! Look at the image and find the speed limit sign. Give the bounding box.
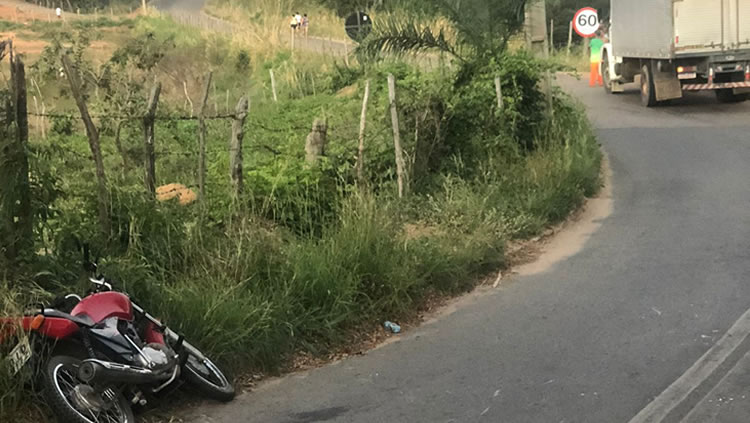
[573,7,600,38]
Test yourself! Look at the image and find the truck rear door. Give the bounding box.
[674,0,750,54]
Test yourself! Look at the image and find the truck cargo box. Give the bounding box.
[611,0,750,59]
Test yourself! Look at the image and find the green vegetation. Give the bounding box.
[547,0,611,49]
[0,3,601,421]
[205,0,349,40]
[24,0,140,13]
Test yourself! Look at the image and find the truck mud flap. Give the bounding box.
[652,62,683,101]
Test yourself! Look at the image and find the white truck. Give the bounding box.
[602,0,750,106]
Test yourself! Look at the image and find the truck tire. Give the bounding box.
[640,64,657,107]
[716,89,748,103]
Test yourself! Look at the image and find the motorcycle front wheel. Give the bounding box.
[43,355,135,423]
[183,351,235,402]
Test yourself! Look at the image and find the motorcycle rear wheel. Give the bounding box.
[43,355,135,423]
[183,352,235,402]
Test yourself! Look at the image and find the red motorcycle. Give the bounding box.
[1,265,234,423]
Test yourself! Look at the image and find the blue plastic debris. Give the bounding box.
[384,321,401,334]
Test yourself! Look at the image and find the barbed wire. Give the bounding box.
[28,112,237,121]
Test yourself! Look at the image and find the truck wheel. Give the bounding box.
[716,89,748,103]
[640,64,657,107]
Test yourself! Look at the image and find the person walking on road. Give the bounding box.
[302,13,309,38]
[589,31,605,87]
[290,14,298,31]
[295,12,302,30]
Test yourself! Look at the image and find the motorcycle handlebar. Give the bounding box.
[89,277,112,292]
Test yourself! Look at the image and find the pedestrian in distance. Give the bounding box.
[290,14,298,31]
[589,30,605,87]
[302,13,309,38]
[55,6,62,19]
[295,12,302,30]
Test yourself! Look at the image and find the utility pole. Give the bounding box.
[524,1,552,110]
[524,0,548,56]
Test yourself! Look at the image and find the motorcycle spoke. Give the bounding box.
[86,408,101,423]
[103,409,122,423]
[57,369,78,387]
[56,369,80,401]
[56,366,125,423]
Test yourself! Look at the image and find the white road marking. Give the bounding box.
[628,307,750,423]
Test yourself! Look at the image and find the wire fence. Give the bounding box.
[26,103,378,198]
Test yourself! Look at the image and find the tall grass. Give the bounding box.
[0,282,50,422]
[94,96,599,377]
[205,0,349,41]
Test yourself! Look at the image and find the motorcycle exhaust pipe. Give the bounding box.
[77,359,172,385]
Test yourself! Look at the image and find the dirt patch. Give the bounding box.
[0,31,46,54]
[0,33,115,57]
[0,3,65,23]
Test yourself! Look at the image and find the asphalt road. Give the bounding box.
[182,77,750,423]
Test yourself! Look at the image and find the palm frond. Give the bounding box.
[357,16,466,62]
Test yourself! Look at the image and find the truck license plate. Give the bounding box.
[678,72,697,80]
[7,337,31,374]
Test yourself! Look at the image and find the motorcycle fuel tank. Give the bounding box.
[72,292,134,323]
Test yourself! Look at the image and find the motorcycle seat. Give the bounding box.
[43,309,96,328]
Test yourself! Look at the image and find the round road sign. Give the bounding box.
[573,7,600,38]
[345,11,372,42]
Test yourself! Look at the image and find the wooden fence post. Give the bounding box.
[305,118,328,164]
[182,80,194,117]
[269,69,278,102]
[197,72,212,200]
[62,54,110,235]
[566,20,573,57]
[212,81,218,115]
[542,16,553,113]
[387,74,406,198]
[230,96,249,196]
[30,77,46,138]
[143,83,161,197]
[1,53,33,263]
[549,19,554,55]
[356,79,370,187]
[494,76,503,110]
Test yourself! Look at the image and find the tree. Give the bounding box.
[546,0,610,48]
[357,0,528,62]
